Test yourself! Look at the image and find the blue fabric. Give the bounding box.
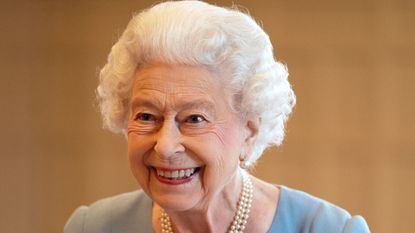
[268,186,370,233]
[65,186,370,233]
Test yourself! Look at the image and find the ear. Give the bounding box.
[240,116,260,162]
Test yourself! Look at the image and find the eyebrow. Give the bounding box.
[130,96,217,115]
[130,95,163,110]
[177,99,216,115]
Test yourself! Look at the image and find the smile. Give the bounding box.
[153,167,201,185]
[157,168,197,179]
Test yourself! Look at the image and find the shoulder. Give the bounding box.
[269,186,370,233]
[64,190,153,233]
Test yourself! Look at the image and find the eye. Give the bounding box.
[185,114,206,124]
[135,113,155,121]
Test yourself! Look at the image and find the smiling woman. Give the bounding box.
[64,1,370,233]
[128,64,248,215]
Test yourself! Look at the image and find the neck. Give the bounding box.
[158,169,246,233]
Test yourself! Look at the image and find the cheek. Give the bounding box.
[186,125,242,193]
[127,133,154,159]
[127,135,153,185]
[188,122,243,168]
[212,121,244,151]
[210,123,244,173]
[127,136,142,163]
[190,130,238,159]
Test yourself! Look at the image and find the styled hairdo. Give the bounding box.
[97,0,296,165]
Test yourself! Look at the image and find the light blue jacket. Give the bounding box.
[65,186,370,233]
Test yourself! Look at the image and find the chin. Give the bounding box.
[155,195,200,212]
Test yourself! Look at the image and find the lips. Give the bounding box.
[157,168,197,179]
[153,167,200,185]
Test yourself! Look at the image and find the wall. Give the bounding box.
[0,0,414,232]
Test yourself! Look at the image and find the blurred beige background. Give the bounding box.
[0,0,414,232]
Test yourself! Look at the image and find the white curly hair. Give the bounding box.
[97,0,296,166]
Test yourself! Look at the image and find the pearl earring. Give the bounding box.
[240,158,248,169]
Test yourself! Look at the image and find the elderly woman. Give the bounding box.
[65,1,370,233]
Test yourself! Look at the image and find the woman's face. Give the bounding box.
[127,63,252,211]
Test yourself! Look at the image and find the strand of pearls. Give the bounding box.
[160,210,173,233]
[159,171,253,233]
[229,171,253,233]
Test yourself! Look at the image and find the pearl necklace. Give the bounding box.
[160,171,254,233]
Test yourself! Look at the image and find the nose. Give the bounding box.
[154,120,184,159]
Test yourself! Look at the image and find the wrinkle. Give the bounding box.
[128,123,158,135]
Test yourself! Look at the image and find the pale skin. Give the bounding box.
[127,63,279,233]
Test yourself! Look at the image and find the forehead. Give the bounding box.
[133,63,220,91]
[132,64,225,97]
[130,63,230,109]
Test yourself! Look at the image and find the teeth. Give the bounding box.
[185,169,192,176]
[164,171,171,178]
[172,170,178,178]
[157,168,196,179]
